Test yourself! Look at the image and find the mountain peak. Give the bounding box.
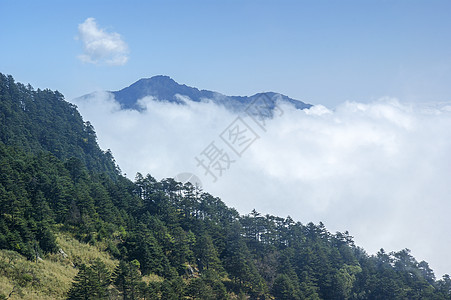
[102,76,312,112]
[137,75,176,85]
[112,75,204,110]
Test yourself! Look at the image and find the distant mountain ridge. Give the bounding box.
[81,75,312,114]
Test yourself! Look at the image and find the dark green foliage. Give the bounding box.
[112,260,145,300]
[1,73,451,299]
[187,272,228,300]
[0,73,120,178]
[272,274,301,300]
[36,222,58,253]
[122,223,169,276]
[160,277,185,300]
[67,264,97,300]
[194,233,223,273]
[67,259,111,300]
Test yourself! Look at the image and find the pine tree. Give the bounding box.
[272,274,300,300]
[90,259,111,299]
[112,260,143,300]
[67,260,111,300]
[67,264,95,300]
[195,233,223,273]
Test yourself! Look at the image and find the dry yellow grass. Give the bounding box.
[0,232,118,299]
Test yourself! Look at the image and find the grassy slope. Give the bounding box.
[0,232,118,299]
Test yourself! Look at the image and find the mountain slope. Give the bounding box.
[1,73,451,299]
[0,73,119,178]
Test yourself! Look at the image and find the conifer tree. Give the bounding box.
[112,260,143,300]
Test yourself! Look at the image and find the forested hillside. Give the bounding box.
[0,73,119,178]
[1,73,450,299]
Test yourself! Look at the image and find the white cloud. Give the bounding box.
[72,94,451,278]
[77,17,129,66]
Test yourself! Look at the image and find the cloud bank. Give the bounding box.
[77,18,129,66]
[72,94,451,277]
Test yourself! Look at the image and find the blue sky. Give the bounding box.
[1,0,451,106]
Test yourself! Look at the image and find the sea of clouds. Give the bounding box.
[73,93,451,278]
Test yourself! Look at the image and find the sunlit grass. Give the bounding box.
[0,232,118,299]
